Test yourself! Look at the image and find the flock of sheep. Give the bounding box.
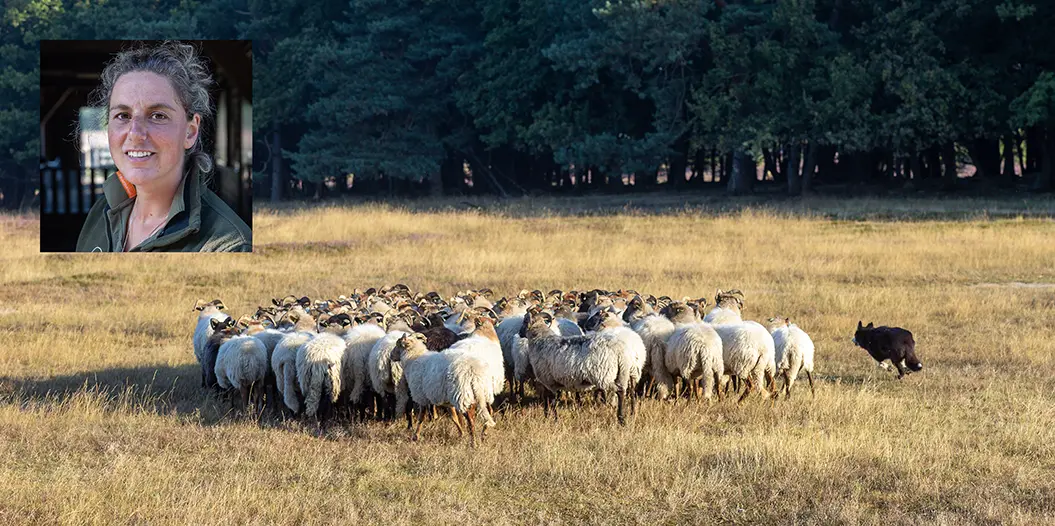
[193,286,818,445]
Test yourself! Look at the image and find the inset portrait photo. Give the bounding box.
[40,40,252,252]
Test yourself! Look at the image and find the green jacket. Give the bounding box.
[76,166,252,252]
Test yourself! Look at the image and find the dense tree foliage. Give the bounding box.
[4,0,1054,207]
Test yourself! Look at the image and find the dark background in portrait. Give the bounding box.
[39,40,252,252]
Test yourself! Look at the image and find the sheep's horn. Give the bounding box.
[192,298,206,311]
[473,306,498,321]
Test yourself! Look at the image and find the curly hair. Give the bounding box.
[87,41,215,176]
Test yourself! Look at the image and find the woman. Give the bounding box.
[76,41,252,252]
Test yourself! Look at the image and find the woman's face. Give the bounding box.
[108,71,200,189]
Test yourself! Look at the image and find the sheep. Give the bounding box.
[272,330,313,415]
[214,334,269,413]
[445,316,505,406]
[585,310,647,415]
[703,289,745,325]
[193,299,229,386]
[519,310,635,425]
[295,332,345,422]
[242,321,286,411]
[368,326,410,420]
[713,320,777,403]
[652,302,724,403]
[341,320,387,420]
[765,317,816,398]
[622,296,675,394]
[853,321,922,379]
[202,317,238,389]
[391,333,496,446]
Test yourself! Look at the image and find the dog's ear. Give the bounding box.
[857,321,862,330]
[867,322,874,329]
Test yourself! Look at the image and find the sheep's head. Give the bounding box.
[519,309,553,338]
[392,332,428,361]
[765,316,790,332]
[663,302,697,324]
[622,295,654,323]
[194,298,225,312]
[210,317,235,332]
[585,310,622,331]
[714,289,745,312]
[211,316,238,337]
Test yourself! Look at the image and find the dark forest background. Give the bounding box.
[4,0,1055,209]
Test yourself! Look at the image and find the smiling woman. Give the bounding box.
[51,41,253,252]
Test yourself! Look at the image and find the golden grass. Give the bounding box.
[2,196,1055,524]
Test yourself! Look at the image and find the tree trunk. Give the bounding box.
[909,150,922,183]
[967,138,1001,179]
[1035,129,1053,192]
[270,129,283,202]
[668,135,689,190]
[727,150,752,195]
[1002,133,1017,184]
[786,143,802,195]
[1026,126,1041,173]
[941,141,957,189]
[802,141,818,193]
[925,147,942,180]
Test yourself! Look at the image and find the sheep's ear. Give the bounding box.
[785,317,790,326]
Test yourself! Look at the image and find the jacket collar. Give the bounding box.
[102,163,203,251]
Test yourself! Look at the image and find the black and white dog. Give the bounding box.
[853,321,923,379]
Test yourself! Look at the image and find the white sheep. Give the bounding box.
[445,316,505,403]
[766,317,816,399]
[713,320,777,403]
[272,331,313,414]
[341,321,387,415]
[368,329,409,419]
[193,299,229,386]
[295,332,344,421]
[588,310,647,414]
[649,302,725,402]
[703,289,744,325]
[214,334,269,412]
[392,333,496,446]
[520,311,635,424]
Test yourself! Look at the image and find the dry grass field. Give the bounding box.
[2,195,1055,525]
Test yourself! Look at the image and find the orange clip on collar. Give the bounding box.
[116,171,137,198]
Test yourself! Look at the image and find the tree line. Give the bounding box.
[3,0,1054,208]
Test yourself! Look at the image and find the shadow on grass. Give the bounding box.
[0,363,242,425]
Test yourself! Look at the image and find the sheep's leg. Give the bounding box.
[430,405,438,421]
[465,406,478,447]
[551,391,560,422]
[239,385,250,415]
[806,371,815,399]
[404,403,414,431]
[411,405,428,442]
[616,388,626,426]
[737,377,754,404]
[673,377,681,406]
[446,407,464,436]
[783,371,792,400]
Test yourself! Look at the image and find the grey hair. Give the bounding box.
[87,41,215,176]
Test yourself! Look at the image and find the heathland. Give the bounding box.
[1,196,1054,525]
